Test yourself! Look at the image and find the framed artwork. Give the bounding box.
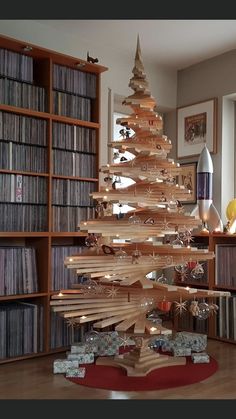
[177,98,217,158]
[176,162,197,204]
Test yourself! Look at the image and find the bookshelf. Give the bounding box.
[0,34,107,363]
[174,232,236,344]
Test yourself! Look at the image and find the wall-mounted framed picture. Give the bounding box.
[177,98,217,158]
[176,162,197,204]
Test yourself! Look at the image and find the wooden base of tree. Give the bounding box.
[96,336,186,377]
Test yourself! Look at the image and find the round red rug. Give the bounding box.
[66,354,218,391]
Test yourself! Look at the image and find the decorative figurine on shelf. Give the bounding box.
[87,52,99,64]
[225,198,236,234]
[191,145,223,232]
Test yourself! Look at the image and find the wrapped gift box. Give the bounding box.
[96,331,120,356]
[66,352,94,363]
[172,347,192,357]
[53,359,79,374]
[66,367,86,378]
[149,336,169,349]
[70,342,98,354]
[191,352,210,363]
[175,331,207,352]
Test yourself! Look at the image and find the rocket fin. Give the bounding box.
[208,204,223,232]
[190,204,199,218]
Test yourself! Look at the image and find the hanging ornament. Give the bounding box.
[145,187,154,198]
[85,330,100,344]
[174,262,189,282]
[183,229,194,246]
[157,296,172,312]
[173,296,188,316]
[139,296,155,313]
[66,317,79,328]
[115,248,128,263]
[102,201,113,216]
[85,233,98,248]
[189,300,200,316]
[208,303,219,315]
[197,302,210,320]
[144,217,155,224]
[80,278,99,294]
[128,214,142,224]
[131,248,142,264]
[101,244,115,255]
[176,200,185,213]
[95,202,104,218]
[160,192,167,202]
[156,273,168,284]
[172,236,184,246]
[190,262,204,280]
[165,176,175,186]
[105,285,119,298]
[168,195,177,210]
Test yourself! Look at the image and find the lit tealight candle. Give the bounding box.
[81,316,87,319]
[69,258,73,262]
[150,327,157,332]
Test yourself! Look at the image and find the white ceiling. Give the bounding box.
[36,20,236,70]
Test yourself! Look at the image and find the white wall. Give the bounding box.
[0,20,177,168]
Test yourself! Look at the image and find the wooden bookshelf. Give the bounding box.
[174,232,236,343]
[0,34,107,363]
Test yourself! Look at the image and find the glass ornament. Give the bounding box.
[81,278,98,293]
[156,273,168,284]
[115,248,128,262]
[197,302,210,320]
[174,262,188,274]
[139,296,155,313]
[85,234,98,247]
[128,214,142,224]
[172,236,184,246]
[190,262,204,280]
[85,330,100,344]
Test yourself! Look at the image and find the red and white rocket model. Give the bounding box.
[191,145,223,232]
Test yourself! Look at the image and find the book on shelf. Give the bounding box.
[215,244,236,288]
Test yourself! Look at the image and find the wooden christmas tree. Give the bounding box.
[50,36,230,376]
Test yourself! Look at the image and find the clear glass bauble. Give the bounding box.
[85,330,100,344]
[115,248,128,263]
[190,262,204,280]
[81,278,98,293]
[197,302,210,320]
[172,237,184,246]
[139,297,155,313]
